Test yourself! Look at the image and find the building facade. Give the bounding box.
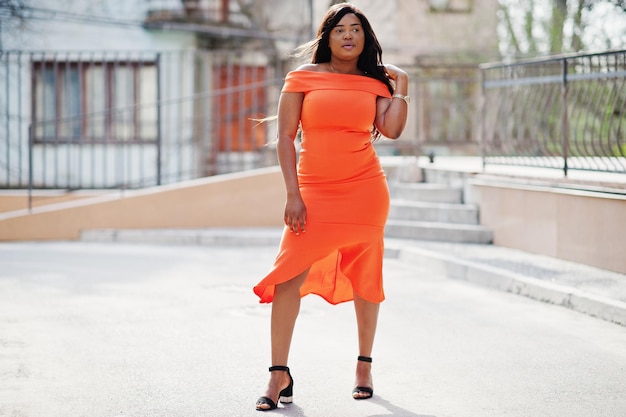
[0,0,499,189]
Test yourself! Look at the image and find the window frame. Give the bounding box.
[31,59,158,145]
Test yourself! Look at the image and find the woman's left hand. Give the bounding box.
[384,64,408,83]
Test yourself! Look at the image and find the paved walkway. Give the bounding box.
[1,238,626,417]
[81,227,626,327]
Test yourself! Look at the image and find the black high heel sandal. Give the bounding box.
[256,365,294,411]
[352,356,374,400]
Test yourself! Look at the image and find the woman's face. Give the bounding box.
[328,13,365,60]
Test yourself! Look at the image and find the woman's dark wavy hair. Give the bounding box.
[298,2,393,96]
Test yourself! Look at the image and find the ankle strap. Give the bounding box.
[357,356,372,363]
[269,365,290,372]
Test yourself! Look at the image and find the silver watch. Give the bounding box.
[392,93,410,104]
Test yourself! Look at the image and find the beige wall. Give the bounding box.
[470,179,626,274]
[4,160,623,275]
[0,191,106,213]
[394,0,500,62]
[0,167,285,241]
[310,0,500,65]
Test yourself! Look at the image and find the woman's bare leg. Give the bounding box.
[257,268,309,410]
[353,293,379,398]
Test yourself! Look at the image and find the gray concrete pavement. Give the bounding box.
[81,227,626,327]
[1,240,626,417]
[384,238,626,327]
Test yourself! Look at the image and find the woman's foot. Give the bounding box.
[352,356,374,400]
[256,367,293,411]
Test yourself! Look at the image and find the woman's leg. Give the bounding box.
[353,293,380,398]
[257,268,309,410]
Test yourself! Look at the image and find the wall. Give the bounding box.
[0,0,198,189]
[309,0,500,65]
[0,0,197,51]
[0,191,106,213]
[395,0,500,63]
[469,178,626,275]
[0,166,285,241]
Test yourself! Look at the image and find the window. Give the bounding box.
[32,60,158,143]
[213,64,268,152]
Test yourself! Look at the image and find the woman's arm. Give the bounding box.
[276,91,307,235]
[374,64,409,139]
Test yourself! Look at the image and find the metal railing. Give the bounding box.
[4,48,624,192]
[414,65,480,155]
[480,50,626,175]
[1,49,282,190]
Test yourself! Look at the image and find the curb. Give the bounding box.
[80,227,283,246]
[386,242,626,327]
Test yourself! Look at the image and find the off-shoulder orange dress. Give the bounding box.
[253,70,392,305]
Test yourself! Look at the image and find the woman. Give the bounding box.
[254,2,408,411]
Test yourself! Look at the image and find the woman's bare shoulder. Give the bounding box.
[293,63,322,72]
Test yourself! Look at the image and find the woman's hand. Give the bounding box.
[284,194,307,235]
[385,64,409,82]
[384,64,408,94]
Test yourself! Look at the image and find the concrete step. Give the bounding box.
[389,198,479,224]
[385,219,493,244]
[389,182,463,204]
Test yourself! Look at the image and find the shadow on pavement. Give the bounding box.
[367,395,436,417]
[272,396,435,417]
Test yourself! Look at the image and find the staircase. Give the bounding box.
[384,164,493,244]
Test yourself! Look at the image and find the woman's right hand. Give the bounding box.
[284,194,307,235]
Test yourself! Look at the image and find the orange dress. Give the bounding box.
[253,70,392,305]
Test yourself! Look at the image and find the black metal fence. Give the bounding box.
[414,65,480,155]
[2,48,624,191]
[480,50,626,175]
[0,49,282,189]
